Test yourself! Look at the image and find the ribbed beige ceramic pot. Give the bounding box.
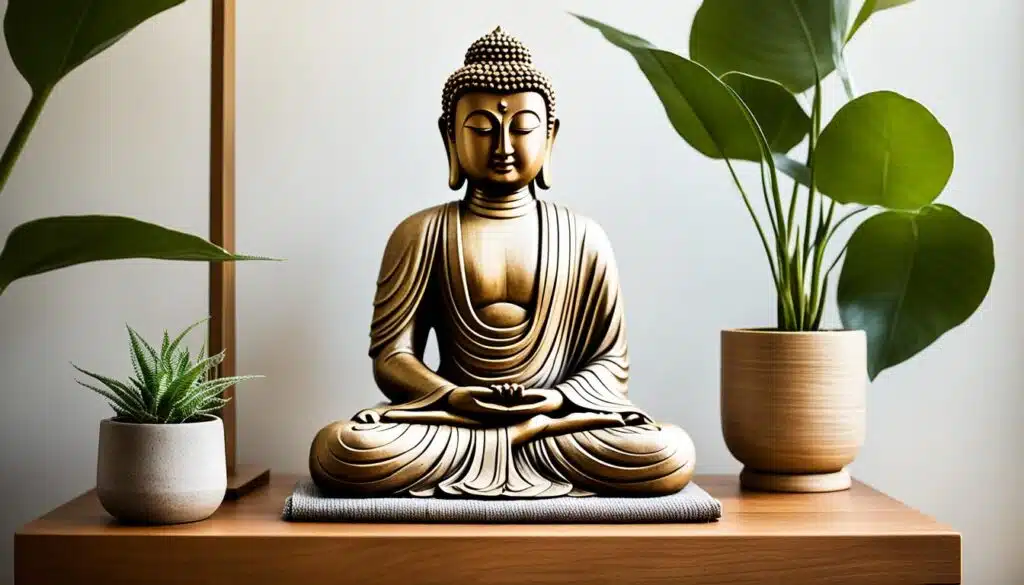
[721,328,867,493]
[97,415,227,524]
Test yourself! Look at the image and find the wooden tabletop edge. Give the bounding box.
[13,472,964,539]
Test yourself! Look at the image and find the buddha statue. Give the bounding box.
[309,27,696,498]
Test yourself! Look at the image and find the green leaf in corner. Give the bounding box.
[814,90,953,210]
[837,205,994,380]
[572,14,763,162]
[3,0,188,93]
[847,0,915,43]
[689,0,850,94]
[721,72,810,154]
[0,215,276,294]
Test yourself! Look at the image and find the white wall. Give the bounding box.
[0,0,211,581]
[1,1,1020,583]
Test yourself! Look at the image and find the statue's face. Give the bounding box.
[454,91,549,191]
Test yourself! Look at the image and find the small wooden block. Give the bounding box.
[225,464,270,500]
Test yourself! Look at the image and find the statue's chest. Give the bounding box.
[459,212,539,323]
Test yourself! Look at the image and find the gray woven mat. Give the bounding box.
[282,478,722,523]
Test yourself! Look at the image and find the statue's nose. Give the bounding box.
[496,126,514,157]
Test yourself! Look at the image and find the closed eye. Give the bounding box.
[510,111,542,135]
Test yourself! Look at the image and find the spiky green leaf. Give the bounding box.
[75,380,153,422]
[166,318,208,362]
[73,319,259,424]
[72,364,146,412]
[125,326,157,407]
[170,375,259,418]
[160,351,225,409]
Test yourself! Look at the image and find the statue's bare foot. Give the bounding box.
[623,412,654,426]
[510,412,625,446]
[353,409,382,424]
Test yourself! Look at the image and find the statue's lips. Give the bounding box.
[488,161,515,174]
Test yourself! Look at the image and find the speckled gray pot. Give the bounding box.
[96,415,227,524]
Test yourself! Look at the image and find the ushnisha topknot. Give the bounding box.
[441,26,556,140]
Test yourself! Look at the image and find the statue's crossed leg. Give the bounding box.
[309,414,695,498]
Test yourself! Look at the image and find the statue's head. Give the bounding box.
[440,27,559,193]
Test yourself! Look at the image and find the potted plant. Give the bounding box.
[73,318,260,524]
[574,1,995,492]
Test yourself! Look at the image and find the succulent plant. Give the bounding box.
[73,318,260,424]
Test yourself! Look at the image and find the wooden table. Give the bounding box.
[14,473,960,585]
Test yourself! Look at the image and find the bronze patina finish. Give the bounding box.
[309,27,696,498]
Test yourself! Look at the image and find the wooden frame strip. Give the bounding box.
[210,0,237,472]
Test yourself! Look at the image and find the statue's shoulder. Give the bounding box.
[381,202,452,248]
[374,202,454,275]
[538,200,616,255]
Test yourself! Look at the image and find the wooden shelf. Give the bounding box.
[14,473,960,585]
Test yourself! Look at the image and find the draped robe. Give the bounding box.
[309,198,694,497]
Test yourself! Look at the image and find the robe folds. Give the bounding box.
[310,198,694,498]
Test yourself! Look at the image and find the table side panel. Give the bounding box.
[15,532,961,585]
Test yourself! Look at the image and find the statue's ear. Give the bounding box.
[536,118,559,190]
[438,117,465,190]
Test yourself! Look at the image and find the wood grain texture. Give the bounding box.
[15,473,960,585]
[209,0,237,473]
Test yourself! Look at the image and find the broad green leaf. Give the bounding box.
[837,205,994,380]
[815,91,952,210]
[3,0,187,93]
[0,215,274,293]
[773,153,811,187]
[689,0,850,94]
[572,14,763,161]
[721,72,809,154]
[848,0,915,42]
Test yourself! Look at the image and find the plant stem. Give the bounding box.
[792,227,805,327]
[796,78,824,328]
[758,159,780,245]
[820,207,870,282]
[760,146,796,329]
[724,158,781,295]
[765,162,796,329]
[811,274,829,329]
[824,205,869,246]
[807,200,835,328]
[807,205,868,326]
[825,242,850,280]
[802,80,822,267]
[0,88,51,194]
[786,170,800,248]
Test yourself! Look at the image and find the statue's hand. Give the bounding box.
[489,383,525,404]
[449,385,562,417]
[353,409,382,424]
